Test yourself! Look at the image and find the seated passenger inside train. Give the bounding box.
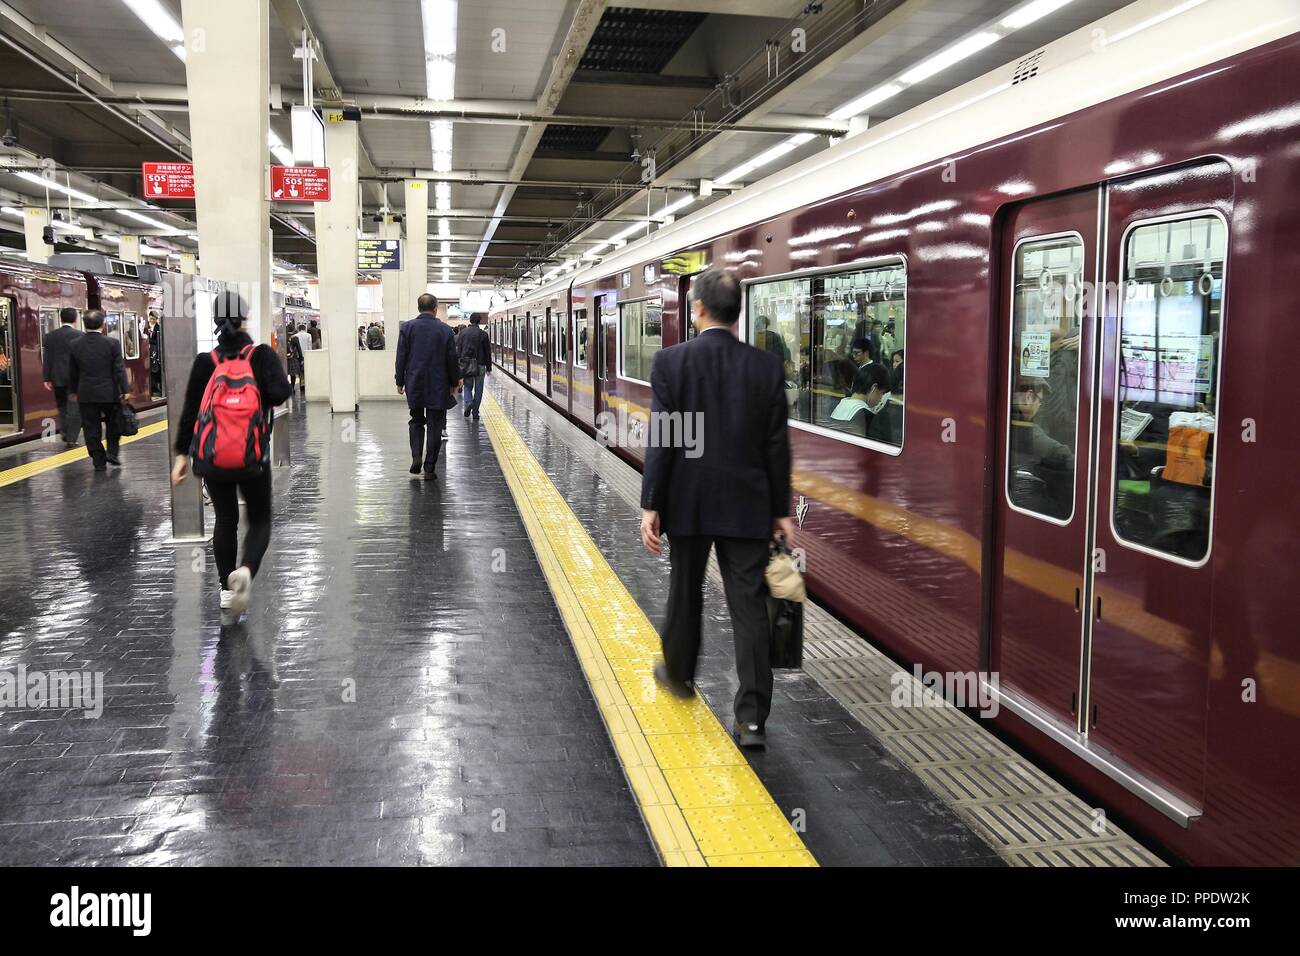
[829,362,900,445]
[1008,380,1075,519]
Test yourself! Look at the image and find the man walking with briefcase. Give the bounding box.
[68,309,130,471]
[639,268,793,749]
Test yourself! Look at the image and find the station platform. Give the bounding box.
[0,376,1160,867]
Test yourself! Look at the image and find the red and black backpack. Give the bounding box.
[190,344,268,479]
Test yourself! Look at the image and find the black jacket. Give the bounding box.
[456,324,491,375]
[174,331,293,456]
[395,313,460,409]
[640,328,791,539]
[42,324,83,387]
[68,331,128,403]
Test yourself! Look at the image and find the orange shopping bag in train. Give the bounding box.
[1163,412,1215,486]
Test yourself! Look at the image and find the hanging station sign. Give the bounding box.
[357,238,402,270]
[270,166,331,202]
[141,162,195,199]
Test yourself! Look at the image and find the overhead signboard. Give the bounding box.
[270,166,331,202]
[357,238,402,270]
[142,162,195,199]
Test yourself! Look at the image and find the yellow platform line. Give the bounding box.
[482,392,815,868]
[0,419,169,489]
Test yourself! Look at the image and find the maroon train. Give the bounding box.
[490,5,1300,865]
[0,253,165,446]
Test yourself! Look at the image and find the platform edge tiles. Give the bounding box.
[0,420,169,488]
[482,393,815,868]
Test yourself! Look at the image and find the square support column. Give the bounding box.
[318,109,360,412]
[181,0,272,344]
[402,179,428,318]
[23,207,50,264]
[381,218,402,349]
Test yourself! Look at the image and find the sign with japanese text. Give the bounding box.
[270,166,331,202]
[141,162,195,199]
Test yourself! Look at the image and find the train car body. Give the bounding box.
[490,0,1300,865]
[0,255,90,445]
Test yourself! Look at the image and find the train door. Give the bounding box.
[1083,163,1233,814]
[991,188,1102,733]
[0,297,18,435]
[545,306,554,398]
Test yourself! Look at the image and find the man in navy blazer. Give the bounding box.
[395,293,461,479]
[640,268,793,748]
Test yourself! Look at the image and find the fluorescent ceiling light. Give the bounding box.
[431,120,453,153]
[828,83,902,121]
[0,206,20,218]
[899,31,1000,86]
[117,208,177,232]
[715,133,815,186]
[661,195,695,217]
[440,240,451,254]
[434,182,451,211]
[267,131,295,166]
[1000,0,1074,30]
[440,256,450,269]
[15,170,97,203]
[438,218,450,237]
[120,0,186,61]
[425,57,455,101]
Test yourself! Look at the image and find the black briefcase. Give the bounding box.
[767,596,804,670]
[115,400,140,437]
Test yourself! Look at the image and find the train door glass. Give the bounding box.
[0,297,18,435]
[122,312,141,360]
[573,309,588,369]
[104,312,122,350]
[681,275,696,341]
[1083,162,1234,811]
[991,189,1100,734]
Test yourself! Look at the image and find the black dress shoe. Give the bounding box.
[732,722,767,749]
[92,462,107,472]
[422,469,437,480]
[653,662,694,700]
[463,407,471,418]
[105,455,121,467]
[409,458,421,475]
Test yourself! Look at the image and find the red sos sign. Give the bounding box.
[270,166,331,202]
[141,162,195,199]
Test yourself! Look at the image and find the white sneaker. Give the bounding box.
[227,567,253,614]
[219,589,238,625]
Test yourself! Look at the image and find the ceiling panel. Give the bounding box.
[454,0,572,99]
[301,0,426,95]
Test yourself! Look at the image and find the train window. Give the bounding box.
[554,312,567,364]
[531,315,543,357]
[1112,214,1227,565]
[746,259,906,448]
[38,308,58,357]
[619,298,662,384]
[122,312,141,360]
[0,298,16,434]
[573,309,588,369]
[1006,234,1084,524]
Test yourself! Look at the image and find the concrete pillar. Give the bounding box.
[23,207,50,263]
[119,235,141,264]
[381,218,402,349]
[318,108,360,412]
[403,179,428,318]
[180,0,271,344]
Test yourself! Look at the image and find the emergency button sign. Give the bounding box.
[271,166,331,202]
[142,162,195,199]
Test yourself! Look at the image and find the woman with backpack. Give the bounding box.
[171,291,292,623]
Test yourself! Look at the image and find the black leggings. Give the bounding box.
[205,471,273,590]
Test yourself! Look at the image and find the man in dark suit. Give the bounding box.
[42,306,83,446]
[395,293,460,479]
[640,268,793,749]
[68,309,129,471]
[456,312,491,420]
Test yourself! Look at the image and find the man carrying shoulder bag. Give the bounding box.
[456,312,491,420]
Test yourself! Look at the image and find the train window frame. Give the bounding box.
[740,254,908,457]
[1003,230,1086,528]
[554,311,567,365]
[122,311,141,360]
[38,307,59,358]
[1107,208,1229,570]
[531,314,543,357]
[617,294,663,387]
[573,308,589,369]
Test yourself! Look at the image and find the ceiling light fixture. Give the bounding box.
[120,0,187,62]
[1000,0,1075,30]
[899,31,1001,86]
[15,170,97,203]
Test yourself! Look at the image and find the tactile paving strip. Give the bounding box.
[490,377,1162,868]
[482,393,815,868]
[0,419,168,487]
